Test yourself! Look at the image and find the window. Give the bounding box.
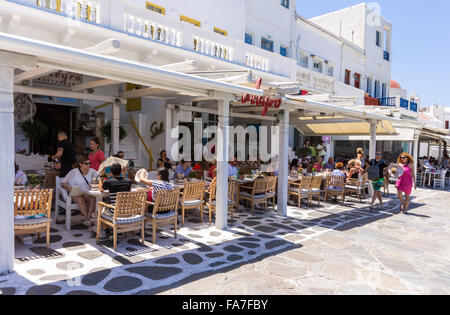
[214,27,228,36]
[280,46,288,57]
[446,121,449,129]
[261,37,274,52]
[382,83,387,98]
[354,73,361,89]
[180,15,201,27]
[313,62,323,73]
[146,2,165,15]
[245,33,253,45]
[327,65,334,76]
[299,55,309,68]
[281,0,290,9]
[374,80,380,98]
[345,70,351,85]
[376,31,381,47]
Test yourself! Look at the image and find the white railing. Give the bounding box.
[123,13,181,47]
[36,0,100,23]
[193,36,233,61]
[297,68,336,93]
[245,53,270,72]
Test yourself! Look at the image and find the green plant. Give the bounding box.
[298,147,312,158]
[25,174,40,187]
[188,172,197,179]
[100,121,128,144]
[19,119,48,153]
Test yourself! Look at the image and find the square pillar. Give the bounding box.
[0,66,15,275]
[277,109,290,217]
[369,121,377,160]
[413,137,419,175]
[111,101,120,156]
[215,98,230,230]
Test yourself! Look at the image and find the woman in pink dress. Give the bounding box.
[88,137,106,171]
[395,153,416,214]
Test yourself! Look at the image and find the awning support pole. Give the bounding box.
[413,137,419,180]
[369,121,377,160]
[216,96,231,230]
[0,65,15,275]
[277,109,290,217]
[111,101,120,156]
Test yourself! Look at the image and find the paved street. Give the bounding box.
[1,186,449,295]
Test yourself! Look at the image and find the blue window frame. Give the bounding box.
[261,37,274,52]
[376,31,381,47]
[245,33,253,45]
[280,46,288,57]
[281,0,289,9]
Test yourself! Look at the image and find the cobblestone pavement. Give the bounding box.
[1,186,449,295]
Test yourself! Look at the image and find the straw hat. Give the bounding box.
[388,164,404,180]
[134,169,148,183]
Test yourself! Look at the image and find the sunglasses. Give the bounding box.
[82,162,91,165]
[400,156,407,159]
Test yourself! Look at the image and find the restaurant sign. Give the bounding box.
[33,71,82,87]
[240,78,282,116]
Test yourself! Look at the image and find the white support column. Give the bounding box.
[215,97,230,230]
[0,66,15,275]
[439,140,443,164]
[111,101,120,156]
[369,120,377,160]
[413,137,419,177]
[277,109,290,217]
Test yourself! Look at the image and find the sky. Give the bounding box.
[296,0,450,108]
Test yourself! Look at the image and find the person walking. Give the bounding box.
[52,131,77,178]
[395,153,416,214]
[366,151,388,208]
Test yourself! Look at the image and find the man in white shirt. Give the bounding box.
[228,159,238,177]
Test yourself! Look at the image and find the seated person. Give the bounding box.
[15,163,27,186]
[312,157,323,172]
[324,157,335,170]
[158,150,172,169]
[207,159,217,179]
[174,160,193,179]
[348,160,363,179]
[140,169,174,214]
[61,157,98,226]
[332,162,347,179]
[290,159,300,173]
[101,163,133,210]
[228,159,238,177]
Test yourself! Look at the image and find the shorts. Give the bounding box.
[371,178,384,192]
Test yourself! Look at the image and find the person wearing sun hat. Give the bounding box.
[395,152,416,214]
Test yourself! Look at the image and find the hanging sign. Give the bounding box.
[240,78,282,116]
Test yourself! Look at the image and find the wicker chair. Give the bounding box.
[180,181,205,226]
[288,176,311,208]
[239,177,269,215]
[266,176,278,211]
[206,178,236,225]
[309,176,323,205]
[325,174,346,202]
[345,178,363,202]
[96,190,147,251]
[14,189,53,248]
[145,188,180,244]
[43,169,59,189]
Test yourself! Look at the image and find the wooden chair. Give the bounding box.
[309,176,323,205]
[14,189,53,248]
[145,188,180,244]
[325,174,346,202]
[43,169,59,189]
[345,178,364,202]
[206,178,236,225]
[288,176,311,208]
[239,177,269,215]
[180,181,205,226]
[96,190,147,252]
[55,177,80,231]
[266,176,278,211]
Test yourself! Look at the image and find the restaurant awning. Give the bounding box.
[291,119,396,136]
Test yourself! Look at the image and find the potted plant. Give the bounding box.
[19,119,48,154]
[312,167,318,176]
[188,172,198,181]
[25,174,41,190]
[100,121,128,155]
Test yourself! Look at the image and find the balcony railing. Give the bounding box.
[383,51,390,61]
[400,98,409,109]
[364,95,379,106]
[410,101,418,113]
[123,13,181,47]
[379,97,396,107]
[193,36,233,61]
[36,0,101,24]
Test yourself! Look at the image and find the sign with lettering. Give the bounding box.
[240,78,282,116]
[34,71,82,87]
